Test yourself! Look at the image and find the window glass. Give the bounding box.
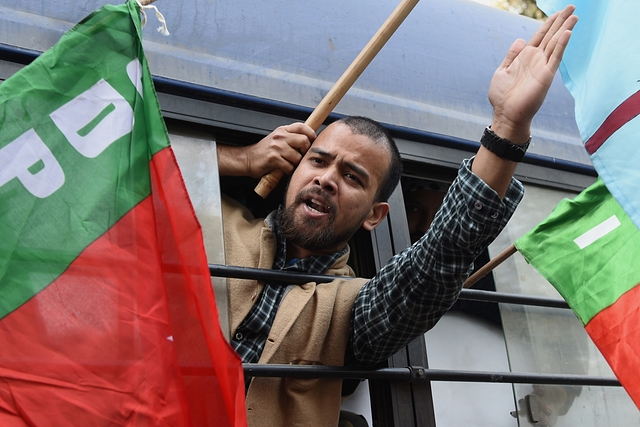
[168,124,229,337]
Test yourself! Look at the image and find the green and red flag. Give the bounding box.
[515,179,640,407]
[518,0,640,409]
[0,1,246,425]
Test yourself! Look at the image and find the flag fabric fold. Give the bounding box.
[0,1,246,425]
[515,180,640,407]
[537,0,640,231]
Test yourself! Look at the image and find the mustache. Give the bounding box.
[294,188,336,214]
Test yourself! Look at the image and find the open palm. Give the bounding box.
[489,5,578,139]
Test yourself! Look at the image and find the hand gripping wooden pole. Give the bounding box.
[254,0,420,198]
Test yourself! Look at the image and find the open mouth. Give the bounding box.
[305,198,330,214]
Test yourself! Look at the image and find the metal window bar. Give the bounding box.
[209,264,571,309]
[243,364,620,387]
[209,263,621,388]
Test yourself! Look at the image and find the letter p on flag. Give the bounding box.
[0,128,65,198]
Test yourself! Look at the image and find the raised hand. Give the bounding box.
[488,4,578,144]
[472,5,578,198]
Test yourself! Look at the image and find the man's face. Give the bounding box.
[280,122,391,255]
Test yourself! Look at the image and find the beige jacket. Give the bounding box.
[222,195,368,427]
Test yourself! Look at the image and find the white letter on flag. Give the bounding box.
[0,129,65,198]
[126,59,143,97]
[50,79,134,159]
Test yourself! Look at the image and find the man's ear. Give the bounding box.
[362,201,390,231]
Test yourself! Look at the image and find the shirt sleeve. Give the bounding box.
[346,157,524,367]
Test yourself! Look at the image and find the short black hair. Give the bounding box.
[336,116,402,202]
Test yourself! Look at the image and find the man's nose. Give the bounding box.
[314,168,338,193]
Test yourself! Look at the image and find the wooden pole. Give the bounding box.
[254,0,420,198]
[464,244,517,288]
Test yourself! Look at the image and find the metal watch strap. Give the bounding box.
[480,126,531,162]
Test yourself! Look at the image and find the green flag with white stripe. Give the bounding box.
[515,178,640,407]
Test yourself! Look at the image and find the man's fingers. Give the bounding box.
[538,5,576,51]
[279,144,306,173]
[546,28,573,71]
[529,10,560,48]
[284,122,316,154]
[499,38,527,70]
[266,122,315,174]
[290,132,313,155]
[545,13,577,63]
[247,123,315,177]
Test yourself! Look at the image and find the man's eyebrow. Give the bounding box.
[310,147,335,159]
[310,148,370,183]
[344,161,369,183]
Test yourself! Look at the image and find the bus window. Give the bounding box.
[402,178,447,245]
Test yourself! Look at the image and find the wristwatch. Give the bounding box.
[480,126,531,162]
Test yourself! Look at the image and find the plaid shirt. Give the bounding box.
[346,158,523,366]
[232,158,523,369]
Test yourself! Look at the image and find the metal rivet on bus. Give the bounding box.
[235,332,243,340]
[474,201,483,210]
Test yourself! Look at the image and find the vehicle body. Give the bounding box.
[1,0,638,425]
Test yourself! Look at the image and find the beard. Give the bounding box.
[278,188,364,252]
